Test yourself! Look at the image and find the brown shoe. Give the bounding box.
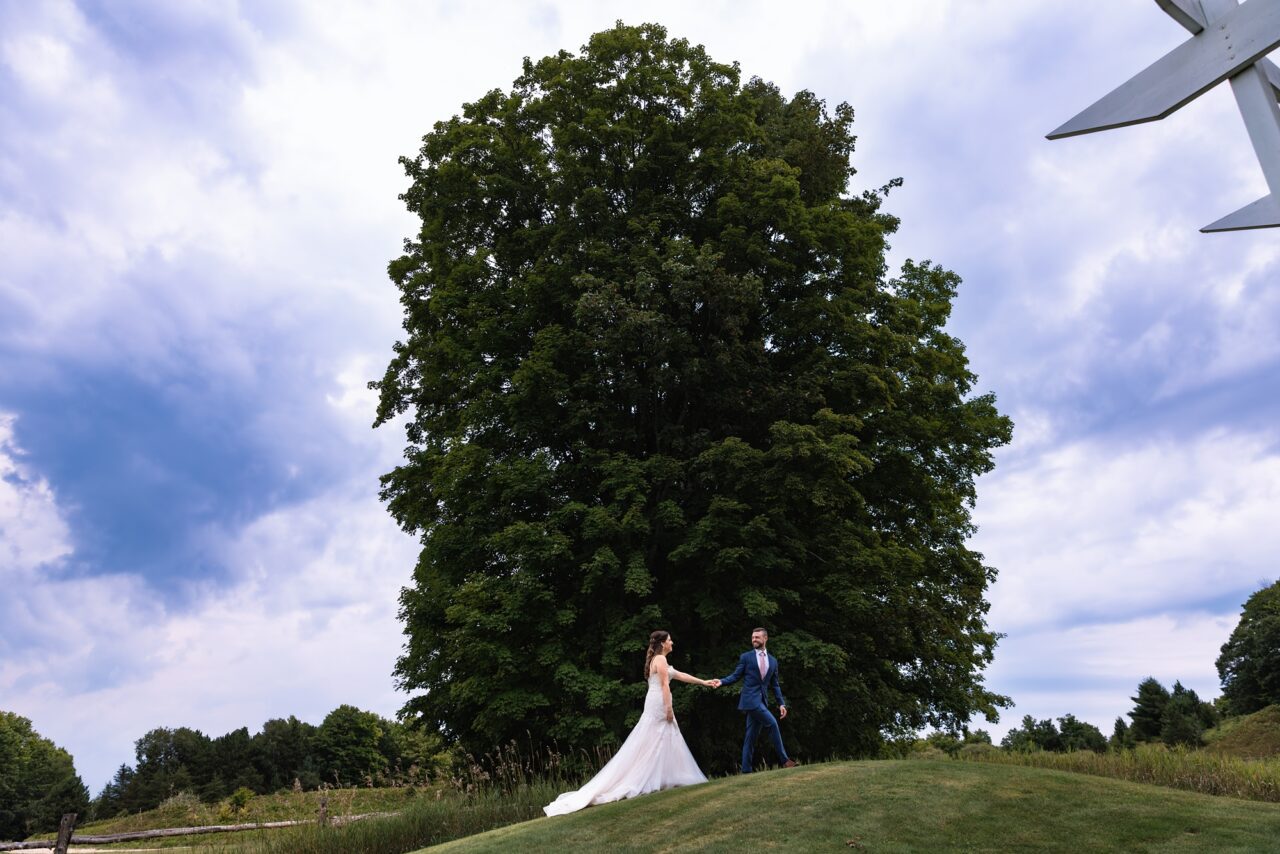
[783,759,797,768]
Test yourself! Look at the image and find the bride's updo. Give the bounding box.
[644,630,670,678]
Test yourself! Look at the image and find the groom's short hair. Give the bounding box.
[753,627,768,636]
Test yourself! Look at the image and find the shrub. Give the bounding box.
[958,743,999,759]
[228,787,255,815]
[908,745,949,761]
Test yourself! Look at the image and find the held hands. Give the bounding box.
[706,678,721,688]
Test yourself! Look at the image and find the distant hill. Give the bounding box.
[1204,705,1280,759]
[419,759,1280,853]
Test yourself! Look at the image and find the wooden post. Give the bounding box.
[317,793,328,827]
[53,813,76,854]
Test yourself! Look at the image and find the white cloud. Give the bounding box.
[1,417,417,794]
[976,428,1280,633]
[0,413,72,577]
[973,428,1277,739]
[983,611,1237,742]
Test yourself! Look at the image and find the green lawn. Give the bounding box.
[420,760,1280,853]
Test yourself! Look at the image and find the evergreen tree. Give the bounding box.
[91,765,134,820]
[1160,681,1205,747]
[1109,717,1134,751]
[373,21,1011,768]
[1216,579,1280,715]
[1128,677,1170,742]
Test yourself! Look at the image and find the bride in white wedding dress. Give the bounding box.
[543,630,713,816]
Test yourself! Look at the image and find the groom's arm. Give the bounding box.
[770,661,786,708]
[718,654,747,686]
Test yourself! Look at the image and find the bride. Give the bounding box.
[543,630,713,816]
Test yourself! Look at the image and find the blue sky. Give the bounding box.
[3,0,1279,794]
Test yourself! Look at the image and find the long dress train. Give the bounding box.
[543,668,707,816]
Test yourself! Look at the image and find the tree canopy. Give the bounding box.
[1128,677,1170,743]
[1216,579,1280,715]
[0,711,89,840]
[998,713,1105,754]
[373,22,1012,768]
[1124,677,1217,748]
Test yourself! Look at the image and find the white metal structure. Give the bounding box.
[1050,0,1280,232]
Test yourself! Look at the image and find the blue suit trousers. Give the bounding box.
[742,705,789,772]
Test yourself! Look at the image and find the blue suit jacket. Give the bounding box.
[719,650,786,711]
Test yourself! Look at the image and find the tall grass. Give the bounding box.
[961,743,1280,802]
[244,738,613,854]
[247,784,559,854]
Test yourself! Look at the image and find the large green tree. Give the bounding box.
[1216,579,1280,715]
[1057,714,1106,753]
[0,711,89,840]
[315,706,387,787]
[1000,716,1061,752]
[373,23,1011,768]
[255,716,319,791]
[1160,682,1207,747]
[1128,677,1170,743]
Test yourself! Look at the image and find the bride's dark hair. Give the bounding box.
[644,630,670,678]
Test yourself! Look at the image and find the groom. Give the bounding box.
[712,627,796,773]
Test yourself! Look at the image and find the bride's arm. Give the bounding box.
[668,666,713,687]
[652,656,675,722]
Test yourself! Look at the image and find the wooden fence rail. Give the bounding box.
[0,811,395,851]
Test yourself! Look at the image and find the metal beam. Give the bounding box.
[1200,190,1280,230]
[1162,0,1280,97]
[1198,0,1280,231]
[1262,55,1280,96]
[1048,0,1280,139]
[1155,0,1207,33]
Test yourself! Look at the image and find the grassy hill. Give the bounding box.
[419,760,1280,853]
[1204,705,1280,759]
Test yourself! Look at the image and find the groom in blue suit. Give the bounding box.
[714,627,796,773]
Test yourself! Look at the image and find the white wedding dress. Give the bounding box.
[543,667,707,816]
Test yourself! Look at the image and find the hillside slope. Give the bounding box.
[422,760,1280,853]
[1205,705,1280,759]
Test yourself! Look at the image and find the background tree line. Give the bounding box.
[91,704,448,819]
[994,578,1280,755]
[3,704,447,837]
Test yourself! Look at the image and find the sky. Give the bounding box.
[3,0,1279,795]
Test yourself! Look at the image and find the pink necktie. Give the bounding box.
[758,651,768,679]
